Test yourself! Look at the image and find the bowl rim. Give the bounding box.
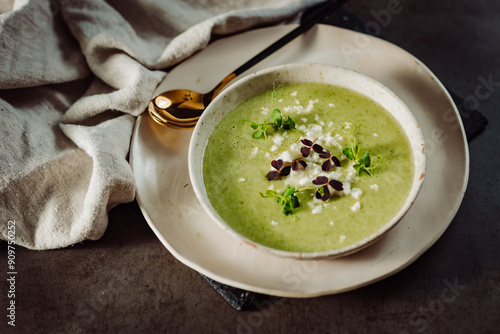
[188,62,426,260]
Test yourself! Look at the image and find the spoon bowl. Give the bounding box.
[148,73,236,129]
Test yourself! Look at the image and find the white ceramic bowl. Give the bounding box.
[188,63,426,259]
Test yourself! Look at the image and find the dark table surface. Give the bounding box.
[2,1,499,333]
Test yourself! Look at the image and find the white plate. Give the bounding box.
[130,24,469,297]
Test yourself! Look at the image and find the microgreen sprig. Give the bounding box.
[271,108,297,131]
[342,133,375,176]
[244,109,298,141]
[354,151,373,176]
[260,185,300,216]
[248,120,269,139]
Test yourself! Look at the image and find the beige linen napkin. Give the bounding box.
[0,0,325,249]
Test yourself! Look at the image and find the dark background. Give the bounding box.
[1,0,499,333]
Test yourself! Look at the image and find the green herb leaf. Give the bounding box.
[283,185,295,197]
[343,147,355,160]
[343,136,375,177]
[358,152,371,167]
[353,164,362,175]
[260,185,300,216]
[283,116,296,130]
[261,190,278,198]
[271,108,282,127]
[290,195,299,209]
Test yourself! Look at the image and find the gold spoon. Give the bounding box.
[148,0,348,129]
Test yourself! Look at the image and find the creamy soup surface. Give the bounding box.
[203,82,414,252]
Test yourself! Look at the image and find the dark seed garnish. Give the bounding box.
[319,151,331,159]
[280,166,291,176]
[322,159,332,172]
[292,159,307,171]
[300,146,311,157]
[312,176,329,185]
[300,138,321,158]
[312,144,324,153]
[267,170,279,181]
[312,176,343,201]
[267,159,292,180]
[329,179,344,191]
[315,185,330,201]
[271,159,283,170]
[301,139,313,146]
[319,149,341,172]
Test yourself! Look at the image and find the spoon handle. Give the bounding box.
[208,0,349,101]
[232,0,349,77]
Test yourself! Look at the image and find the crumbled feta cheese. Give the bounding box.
[283,105,304,114]
[298,177,310,187]
[238,178,246,182]
[373,133,378,137]
[342,181,352,195]
[301,118,308,123]
[344,122,351,129]
[289,143,301,155]
[271,220,278,226]
[272,134,284,146]
[261,107,269,115]
[307,124,323,139]
[311,205,323,214]
[324,133,342,149]
[328,121,334,128]
[344,161,357,183]
[303,99,318,113]
[351,188,362,200]
[277,151,293,162]
[270,144,278,152]
[278,98,283,102]
[329,103,335,108]
[329,221,334,226]
[290,91,297,96]
[268,183,275,190]
[339,235,346,242]
[351,201,361,212]
[370,184,379,191]
[251,147,259,157]
[295,99,300,105]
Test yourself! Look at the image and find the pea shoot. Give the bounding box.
[343,136,375,176]
[260,185,300,216]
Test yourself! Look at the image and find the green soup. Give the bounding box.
[203,82,414,253]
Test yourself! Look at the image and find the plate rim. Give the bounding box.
[130,23,470,297]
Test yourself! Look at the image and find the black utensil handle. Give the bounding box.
[233,0,349,77]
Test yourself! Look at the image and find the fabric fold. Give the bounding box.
[0,0,325,249]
